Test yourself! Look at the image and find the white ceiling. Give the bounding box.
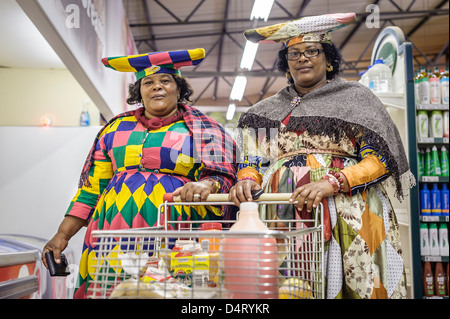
[0,0,65,69]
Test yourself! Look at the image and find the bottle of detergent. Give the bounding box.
[223,202,278,299]
[420,183,431,216]
[441,183,449,217]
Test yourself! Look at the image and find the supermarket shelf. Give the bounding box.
[417,137,449,145]
[377,93,405,109]
[420,215,450,222]
[419,176,449,183]
[421,256,449,262]
[416,104,449,111]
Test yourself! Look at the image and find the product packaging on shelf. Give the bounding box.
[441,184,449,216]
[438,223,449,256]
[417,110,429,138]
[430,67,442,104]
[430,111,444,138]
[441,146,449,176]
[431,184,442,216]
[420,223,431,256]
[420,184,431,216]
[441,67,449,104]
[429,223,440,256]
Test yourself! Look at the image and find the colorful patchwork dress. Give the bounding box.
[66,105,237,298]
[236,81,414,299]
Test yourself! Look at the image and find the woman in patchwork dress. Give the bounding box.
[229,13,415,299]
[42,48,237,298]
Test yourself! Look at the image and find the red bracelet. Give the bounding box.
[322,174,340,195]
[239,176,257,182]
[329,171,345,191]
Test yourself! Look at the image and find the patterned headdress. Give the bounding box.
[101,48,205,80]
[244,12,356,48]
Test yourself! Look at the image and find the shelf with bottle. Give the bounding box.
[377,92,405,109]
[420,215,449,223]
[417,137,449,145]
[414,66,449,106]
[422,256,449,262]
[419,222,448,260]
[417,104,449,111]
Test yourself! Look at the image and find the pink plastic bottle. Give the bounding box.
[223,202,278,299]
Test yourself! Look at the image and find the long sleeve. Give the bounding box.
[65,131,114,223]
[341,140,390,196]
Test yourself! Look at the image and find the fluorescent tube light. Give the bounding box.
[240,40,259,70]
[226,103,236,121]
[230,76,247,101]
[250,0,274,21]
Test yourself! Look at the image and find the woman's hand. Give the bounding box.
[42,215,87,269]
[42,233,69,269]
[289,179,335,212]
[228,180,261,207]
[172,180,218,202]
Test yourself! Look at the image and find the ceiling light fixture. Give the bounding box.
[250,0,274,21]
[240,40,259,70]
[226,102,236,121]
[229,75,247,101]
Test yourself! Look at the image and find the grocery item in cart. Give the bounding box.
[170,240,209,287]
[223,202,278,299]
[278,277,312,299]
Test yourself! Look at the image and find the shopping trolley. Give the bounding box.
[88,193,324,299]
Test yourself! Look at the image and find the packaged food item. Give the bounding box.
[141,257,173,283]
[170,240,210,287]
[199,222,222,251]
[279,277,313,299]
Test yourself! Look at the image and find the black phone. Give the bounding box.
[45,251,70,277]
[251,189,264,200]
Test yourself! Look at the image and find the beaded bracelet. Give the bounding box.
[329,171,345,192]
[239,176,257,182]
[322,174,340,195]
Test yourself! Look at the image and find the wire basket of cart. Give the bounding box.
[87,193,324,299]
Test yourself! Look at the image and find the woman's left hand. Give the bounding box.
[172,180,217,202]
[289,179,335,212]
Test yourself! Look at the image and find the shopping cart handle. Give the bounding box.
[163,193,296,203]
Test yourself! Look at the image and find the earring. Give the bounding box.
[327,65,334,72]
[286,71,292,78]
[141,99,145,106]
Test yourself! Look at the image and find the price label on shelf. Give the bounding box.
[418,137,434,143]
[421,216,440,222]
[421,176,439,182]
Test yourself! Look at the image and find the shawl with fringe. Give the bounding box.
[238,78,415,201]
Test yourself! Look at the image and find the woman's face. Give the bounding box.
[287,42,329,92]
[140,73,180,118]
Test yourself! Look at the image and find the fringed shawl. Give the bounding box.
[238,78,415,201]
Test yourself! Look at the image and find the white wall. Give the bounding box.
[0,126,101,265]
[0,68,100,127]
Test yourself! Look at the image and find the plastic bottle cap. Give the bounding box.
[240,202,258,210]
[201,222,222,231]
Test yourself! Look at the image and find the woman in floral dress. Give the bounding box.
[229,13,415,299]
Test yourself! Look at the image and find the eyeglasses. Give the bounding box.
[286,48,323,61]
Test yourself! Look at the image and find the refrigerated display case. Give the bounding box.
[0,234,75,299]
